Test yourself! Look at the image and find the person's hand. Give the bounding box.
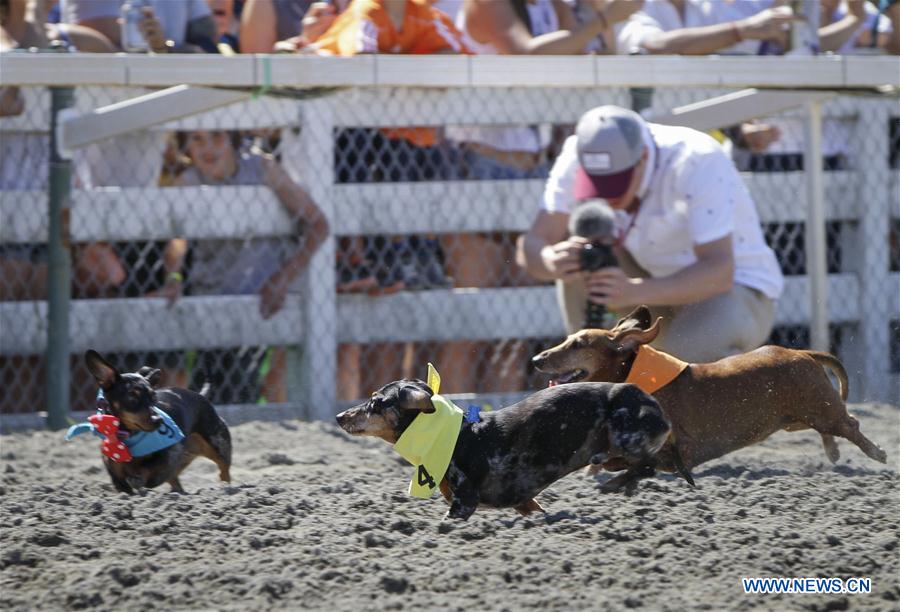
[302,2,338,43]
[541,237,589,282]
[138,6,168,52]
[273,35,306,53]
[0,86,24,117]
[147,275,183,308]
[736,7,798,41]
[584,266,643,311]
[740,122,781,153]
[259,273,289,319]
[260,155,291,191]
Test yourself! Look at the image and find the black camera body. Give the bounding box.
[579,241,617,272]
[580,241,617,329]
[568,199,619,330]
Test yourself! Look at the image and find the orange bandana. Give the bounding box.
[624,345,688,394]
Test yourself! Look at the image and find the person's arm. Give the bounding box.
[887,0,900,54]
[258,157,330,318]
[586,236,734,309]
[147,238,187,306]
[239,0,279,53]
[464,0,622,55]
[818,0,866,52]
[639,7,797,55]
[76,16,120,47]
[516,210,587,282]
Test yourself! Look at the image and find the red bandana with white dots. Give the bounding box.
[87,414,133,462]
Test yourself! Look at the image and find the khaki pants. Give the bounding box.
[557,266,775,364]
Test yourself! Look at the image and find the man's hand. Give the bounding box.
[147,276,183,308]
[261,155,291,191]
[541,237,589,282]
[737,7,798,41]
[259,273,289,319]
[585,266,643,311]
[138,7,168,52]
[0,87,24,117]
[740,122,781,153]
[302,2,338,43]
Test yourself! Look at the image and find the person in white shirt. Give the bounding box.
[615,0,794,55]
[517,105,784,363]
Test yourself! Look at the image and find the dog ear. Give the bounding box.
[396,384,435,413]
[611,305,653,332]
[614,317,661,353]
[138,367,162,386]
[84,350,119,389]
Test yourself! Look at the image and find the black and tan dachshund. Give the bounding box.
[83,350,232,494]
[337,379,684,520]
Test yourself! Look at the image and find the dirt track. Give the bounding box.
[1,403,898,611]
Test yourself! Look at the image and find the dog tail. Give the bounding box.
[669,443,695,488]
[804,351,848,401]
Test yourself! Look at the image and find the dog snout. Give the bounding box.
[531,352,549,370]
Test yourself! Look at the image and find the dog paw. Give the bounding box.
[446,503,475,521]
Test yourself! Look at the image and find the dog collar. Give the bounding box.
[65,390,185,462]
[393,364,464,499]
[624,345,688,394]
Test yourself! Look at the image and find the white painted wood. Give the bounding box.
[649,89,835,132]
[0,53,127,86]
[0,295,305,354]
[291,98,337,417]
[842,55,900,88]
[125,54,256,87]
[0,172,863,244]
[327,85,631,127]
[332,180,542,236]
[3,54,897,88]
[60,86,251,150]
[266,55,376,88]
[337,286,565,343]
[376,55,469,86]
[0,186,294,243]
[805,101,829,353]
[0,273,884,353]
[471,56,595,87]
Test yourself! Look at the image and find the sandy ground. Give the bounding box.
[1,402,898,612]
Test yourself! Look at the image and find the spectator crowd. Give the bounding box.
[2,0,899,410]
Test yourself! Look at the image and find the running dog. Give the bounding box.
[336,379,686,520]
[79,350,232,494]
[532,306,887,475]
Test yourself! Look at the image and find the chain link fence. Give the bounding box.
[1,80,898,422]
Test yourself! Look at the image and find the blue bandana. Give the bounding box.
[65,390,186,459]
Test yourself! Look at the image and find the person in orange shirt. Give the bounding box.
[312,0,468,56]
[313,0,469,149]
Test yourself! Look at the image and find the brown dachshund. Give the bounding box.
[531,306,887,476]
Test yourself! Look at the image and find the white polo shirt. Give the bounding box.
[542,123,784,300]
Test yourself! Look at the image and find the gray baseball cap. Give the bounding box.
[574,105,646,199]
